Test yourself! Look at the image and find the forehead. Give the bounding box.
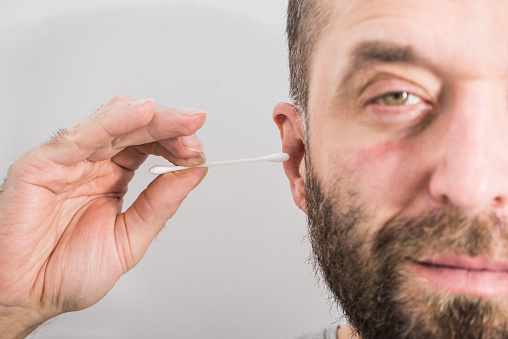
[315,0,508,79]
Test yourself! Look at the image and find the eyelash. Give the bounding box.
[366,91,432,123]
[373,92,422,106]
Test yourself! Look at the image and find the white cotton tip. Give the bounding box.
[261,153,290,162]
[149,166,176,175]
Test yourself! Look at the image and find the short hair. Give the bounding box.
[287,0,329,120]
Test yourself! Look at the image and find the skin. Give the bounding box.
[274,0,508,338]
[0,95,208,338]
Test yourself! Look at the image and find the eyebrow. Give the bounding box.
[353,41,416,64]
[340,40,420,85]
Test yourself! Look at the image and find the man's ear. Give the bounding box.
[273,102,307,213]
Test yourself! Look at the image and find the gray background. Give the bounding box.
[0,1,344,338]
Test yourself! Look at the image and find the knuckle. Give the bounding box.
[109,94,133,104]
[91,110,107,124]
[180,124,195,136]
[45,128,69,148]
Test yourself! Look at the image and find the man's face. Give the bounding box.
[303,0,508,337]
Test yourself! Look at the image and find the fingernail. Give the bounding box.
[176,108,208,116]
[180,135,204,152]
[187,153,207,165]
[130,98,154,107]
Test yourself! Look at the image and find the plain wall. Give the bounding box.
[0,1,344,338]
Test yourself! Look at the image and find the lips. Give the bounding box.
[408,254,508,297]
[415,254,508,271]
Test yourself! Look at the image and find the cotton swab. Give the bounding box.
[149,152,290,175]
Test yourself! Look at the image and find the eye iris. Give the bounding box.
[384,92,409,105]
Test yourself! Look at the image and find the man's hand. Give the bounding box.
[0,95,208,338]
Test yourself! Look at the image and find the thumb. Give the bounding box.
[114,168,207,272]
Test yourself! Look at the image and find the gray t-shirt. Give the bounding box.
[295,325,339,339]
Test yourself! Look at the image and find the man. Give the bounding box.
[278,0,508,338]
[0,0,507,338]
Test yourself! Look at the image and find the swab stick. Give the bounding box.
[149,153,290,175]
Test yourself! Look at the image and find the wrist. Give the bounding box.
[0,305,47,339]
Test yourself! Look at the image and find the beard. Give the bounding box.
[305,156,508,339]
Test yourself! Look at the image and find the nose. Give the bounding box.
[428,83,508,214]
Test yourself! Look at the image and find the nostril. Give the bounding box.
[493,196,505,207]
[440,194,450,205]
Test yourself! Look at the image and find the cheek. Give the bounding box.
[348,140,424,213]
[358,140,407,161]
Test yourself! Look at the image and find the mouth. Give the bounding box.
[408,254,508,297]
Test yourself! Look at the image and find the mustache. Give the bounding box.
[372,208,508,262]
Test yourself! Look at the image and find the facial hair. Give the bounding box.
[305,157,508,339]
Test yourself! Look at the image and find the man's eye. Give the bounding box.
[375,92,422,106]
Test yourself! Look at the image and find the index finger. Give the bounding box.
[38,96,207,166]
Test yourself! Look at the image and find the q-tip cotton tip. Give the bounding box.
[149,152,290,175]
[262,153,290,162]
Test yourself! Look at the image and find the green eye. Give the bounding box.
[376,92,422,106]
